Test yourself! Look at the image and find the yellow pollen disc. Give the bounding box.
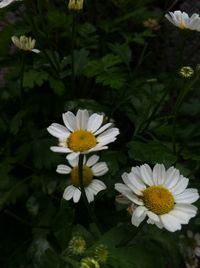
[70,165,93,187]
[142,186,174,215]
[67,129,96,152]
[179,20,186,29]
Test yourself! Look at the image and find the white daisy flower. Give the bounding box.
[165,10,200,32]
[57,155,108,203]
[115,164,199,232]
[11,36,40,53]
[0,0,22,8]
[187,230,200,257]
[47,109,119,160]
[186,258,199,268]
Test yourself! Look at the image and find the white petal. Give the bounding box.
[50,146,72,153]
[63,185,75,201]
[47,123,69,139]
[87,113,103,132]
[85,187,94,203]
[170,175,189,195]
[131,206,147,227]
[0,0,17,8]
[32,49,40,53]
[174,188,199,204]
[56,165,71,174]
[88,145,108,152]
[62,111,76,131]
[91,162,108,176]
[115,183,144,205]
[195,248,200,257]
[115,194,131,205]
[174,203,198,216]
[152,164,166,185]
[131,166,141,177]
[68,155,79,167]
[76,109,89,129]
[73,188,81,203]
[165,167,180,189]
[86,155,100,167]
[146,211,160,223]
[89,179,106,194]
[129,171,146,192]
[97,128,119,143]
[140,164,154,186]
[121,173,141,196]
[160,213,182,232]
[94,123,112,135]
[169,208,191,224]
[66,152,80,161]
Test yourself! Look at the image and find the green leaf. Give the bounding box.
[74,49,89,76]
[10,110,25,135]
[49,77,65,96]
[128,141,177,165]
[109,43,132,64]
[23,70,48,89]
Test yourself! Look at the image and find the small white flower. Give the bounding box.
[57,155,108,203]
[47,109,119,160]
[68,0,83,11]
[165,10,200,32]
[115,164,199,232]
[11,36,40,53]
[187,231,200,257]
[185,258,199,268]
[0,0,22,8]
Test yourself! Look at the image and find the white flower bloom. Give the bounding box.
[57,155,108,203]
[0,0,21,8]
[186,258,199,268]
[68,0,83,11]
[165,10,200,32]
[187,231,200,257]
[115,164,199,232]
[11,36,40,53]
[47,109,119,160]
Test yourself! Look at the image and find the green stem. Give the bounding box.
[78,155,102,233]
[20,53,25,105]
[71,13,76,98]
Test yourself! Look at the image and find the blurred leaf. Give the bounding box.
[128,141,177,165]
[74,48,89,76]
[49,77,65,96]
[23,70,48,89]
[10,110,25,135]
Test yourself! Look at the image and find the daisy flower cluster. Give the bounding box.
[48,109,119,203]
[115,164,199,232]
[48,109,199,233]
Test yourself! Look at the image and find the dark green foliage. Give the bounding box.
[0,0,200,267]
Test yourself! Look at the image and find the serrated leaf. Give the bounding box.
[23,70,48,89]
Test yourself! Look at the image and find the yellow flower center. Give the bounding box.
[142,186,174,215]
[67,129,96,152]
[70,165,93,187]
[179,20,186,29]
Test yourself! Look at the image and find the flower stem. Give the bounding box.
[71,13,76,99]
[20,53,25,105]
[78,155,102,233]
